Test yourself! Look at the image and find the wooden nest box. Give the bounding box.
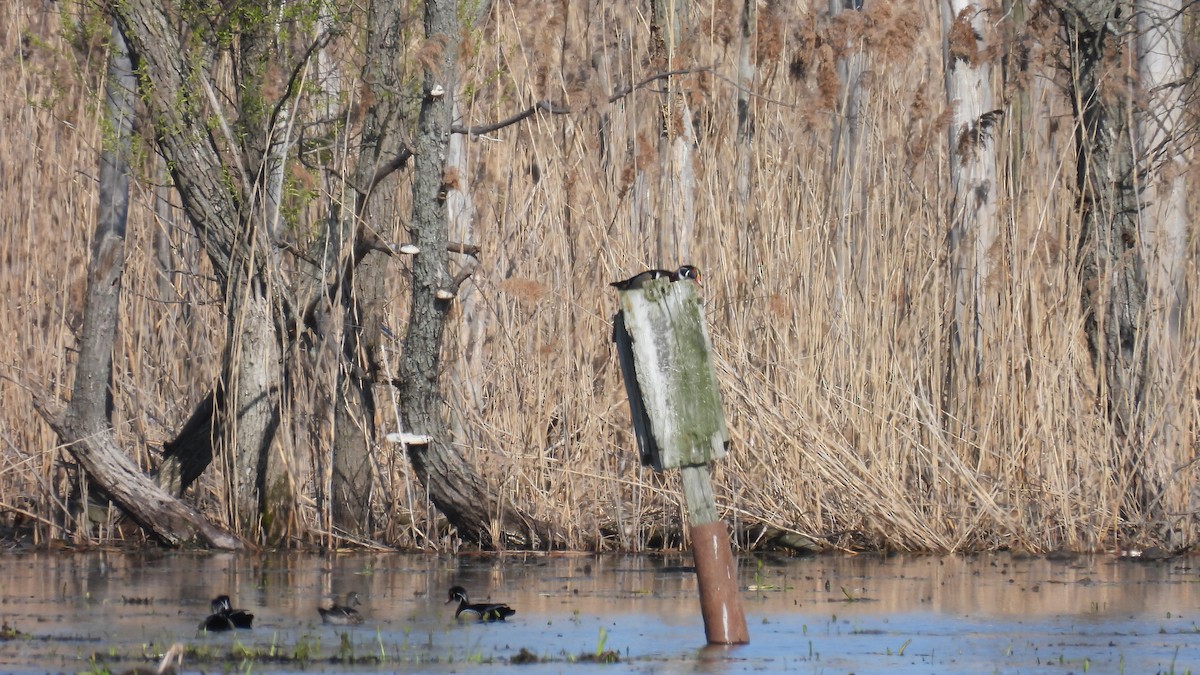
[612,278,729,472]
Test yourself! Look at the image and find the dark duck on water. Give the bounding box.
[447,585,516,622]
[199,595,253,632]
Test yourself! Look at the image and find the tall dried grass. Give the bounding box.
[1,1,1196,551]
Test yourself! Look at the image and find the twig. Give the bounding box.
[367,67,713,189]
[447,240,481,258]
[451,67,713,138]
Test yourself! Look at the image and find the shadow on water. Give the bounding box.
[0,551,1196,673]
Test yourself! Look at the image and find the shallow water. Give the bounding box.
[0,550,1196,673]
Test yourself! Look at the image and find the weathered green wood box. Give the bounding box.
[612,279,729,471]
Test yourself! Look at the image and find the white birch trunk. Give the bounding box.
[1135,0,1189,515]
[448,101,485,412]
[943,0,999,382]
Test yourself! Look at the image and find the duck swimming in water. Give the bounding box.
[214,595,254,629]
[319,591,364,625]
[199,595,253,632]
[447,585,516,622]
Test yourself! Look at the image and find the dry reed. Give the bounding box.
[1,0,1196,552]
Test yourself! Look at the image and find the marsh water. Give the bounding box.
[0,550,1196,674]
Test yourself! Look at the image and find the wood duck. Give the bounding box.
[319,591,364,625]
[215,595,254,629]
[674,265,702,286]
[609,268,674,290]
[610,265,702,290]
[199,595,253,632]
[199,606,234,632]
[447,585,516,622]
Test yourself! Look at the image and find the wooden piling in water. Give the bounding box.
[612,276,749,645]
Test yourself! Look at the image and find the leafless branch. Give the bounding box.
[451,67,712,137]
[365,67,713,192]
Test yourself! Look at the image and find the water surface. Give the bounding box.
[0,551,1196,673]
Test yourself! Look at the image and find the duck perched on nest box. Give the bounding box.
[609,265,702,290]
[610,268,727,472]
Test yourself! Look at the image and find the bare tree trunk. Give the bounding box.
[448,100,484,418]
[214,9,289,540]
[943,0,1000,395]
[400,0,493,546]
[111,0,290,542]
[1060,1,1149,504]
[1001,0,1031,191]
[651,0,695,262]
[331,253,383,533]
[735,0,756,205]
[257,27,297,542]
[58,20,240,550]
[827,0,869,336]
[221,281,283,536]
[399,0,553,548]
[1134,0,1191,532]
[114,1,242,284]
[329,0,407,536]
[402,0,489,544]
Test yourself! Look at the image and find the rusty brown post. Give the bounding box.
[683,466,749,644]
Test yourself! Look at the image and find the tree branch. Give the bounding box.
[451,67,711,137]
[364,67,712,193]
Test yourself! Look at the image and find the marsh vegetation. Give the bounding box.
[0,1,1198,553]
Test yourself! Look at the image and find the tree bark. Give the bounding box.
[113,0,243,285]
[401,0,486,544]
[827,0,870,339]
[398,0,554,549]
[239,1,294,541]
[734,0,756,205]
[59,20,240,550]
[114,0,289,540]
[651,0,696,262]
[1134,0,1190,526]
[221,282,283,536]
[328,0,409,534]
[1060,1,1150,499]
[445,8,490,403]
[331,262,380,532]
[447,99,486,427]
[1001,0,1031,190]
[943,0,1000,393]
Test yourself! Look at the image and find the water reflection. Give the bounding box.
[0,551,1195,673]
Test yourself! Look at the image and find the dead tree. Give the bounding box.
[54,20,240,550]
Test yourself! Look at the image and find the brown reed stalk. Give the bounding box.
[1,2,1196,552]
